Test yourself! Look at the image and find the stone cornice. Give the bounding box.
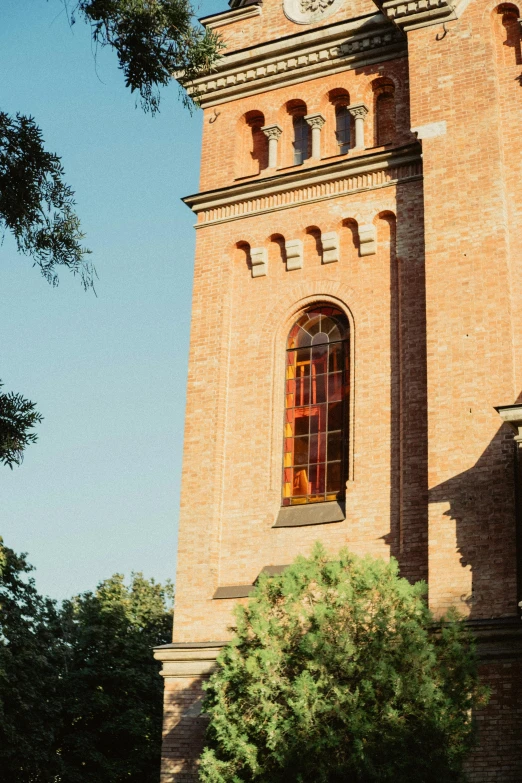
[200,4,262,30]
[153,618,522,681]
[379,0,457,30]
[153,642,226,678]
[183,143,422,227]
[187,14,406,108]
[468,618,522,660]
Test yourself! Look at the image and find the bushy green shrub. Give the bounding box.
[200,544,487,783]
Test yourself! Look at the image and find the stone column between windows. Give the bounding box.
[348,103,369,150]
[304,113,326,160]
[261,124,282,169]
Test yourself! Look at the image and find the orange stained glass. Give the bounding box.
[282,305,349,506]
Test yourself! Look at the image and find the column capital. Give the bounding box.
[261,124,282,141]
[348,103,369,120]
[304,113,326,130]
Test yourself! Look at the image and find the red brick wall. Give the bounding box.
[199,59,412,192]
[212,0,378,53]
[406,0,519,619]
[160,677,206,783]
[161,0,522,779]
[466,659,522,781]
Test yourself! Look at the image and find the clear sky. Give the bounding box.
[1,0,225,600]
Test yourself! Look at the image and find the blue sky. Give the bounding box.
[1,0,225,599]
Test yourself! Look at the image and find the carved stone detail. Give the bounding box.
[187,19,406,108]
[377,0,457,30]
[285,239,304,271]
[305,114,326,159]
[358,224,377,256]
[261,124,283,141]
[262,124,283,168]
[251,247,268,277]
[283,0,345,24]
[348,103,369,120]
[321,231,340,264]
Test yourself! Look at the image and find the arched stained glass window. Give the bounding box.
[283,305,349,506]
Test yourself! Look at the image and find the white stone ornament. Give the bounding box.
[284,0,345,24]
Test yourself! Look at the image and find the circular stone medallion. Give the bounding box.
[283,0,345,24]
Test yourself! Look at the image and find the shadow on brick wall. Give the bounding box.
[429,421,518,619]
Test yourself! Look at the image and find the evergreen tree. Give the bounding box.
[200,544,488,783]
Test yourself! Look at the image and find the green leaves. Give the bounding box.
[0,112,94,289]
[73,0,224,113]
[0,380,43,468]
[0,539,174,783]
[200,544,487,783]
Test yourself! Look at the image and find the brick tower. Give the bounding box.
[155,0,522,779]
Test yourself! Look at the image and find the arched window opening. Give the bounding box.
[293,115,309,165]
[236,110,267,177]
[335,105,351,154]
[374,83,396,147]
[248,111,268,173]
[495,4,522,64]
[283,305,349,506]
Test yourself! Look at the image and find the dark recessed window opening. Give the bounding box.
[335,105,351,154]
[293,115,309,165]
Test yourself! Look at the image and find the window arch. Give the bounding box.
[236,110,267,177]
[286,100,309,165]
[282,305,349,506]
[373,80,396,147]
[335,105,351,154]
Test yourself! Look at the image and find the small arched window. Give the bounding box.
[335,105,351,154]
[374,84,396,146]
[283,305,349,506]
[293,115,309,165]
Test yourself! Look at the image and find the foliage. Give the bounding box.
[56,572,174,783]
[0,111,94,290]
[0,538,63,781]
[199,544,488,783]
[0,537,174,783]
[71,0,224,113]
[0,379,43,468]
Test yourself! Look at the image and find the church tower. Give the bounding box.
[155,0,522,779]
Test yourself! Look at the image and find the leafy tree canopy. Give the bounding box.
[0,538,63,781]
[1,0,221,291]
[200,544,487,783]
[0,537,174,783]
[0,380,43,469]
[0,0,222,464]
[56,572,174,783]
[72,0,223,114]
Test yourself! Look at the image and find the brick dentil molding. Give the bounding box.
[187,13,405,108]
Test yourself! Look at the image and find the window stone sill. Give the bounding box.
[273,500,345,528]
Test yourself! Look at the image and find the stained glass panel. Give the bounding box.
[282,305,349,506]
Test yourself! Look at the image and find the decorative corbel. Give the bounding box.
[358,224,377,256]
[250,246,268,277]
[285,239,303,271]
[321,231,339,264]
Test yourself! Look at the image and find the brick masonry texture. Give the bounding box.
[158,0,522,780]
